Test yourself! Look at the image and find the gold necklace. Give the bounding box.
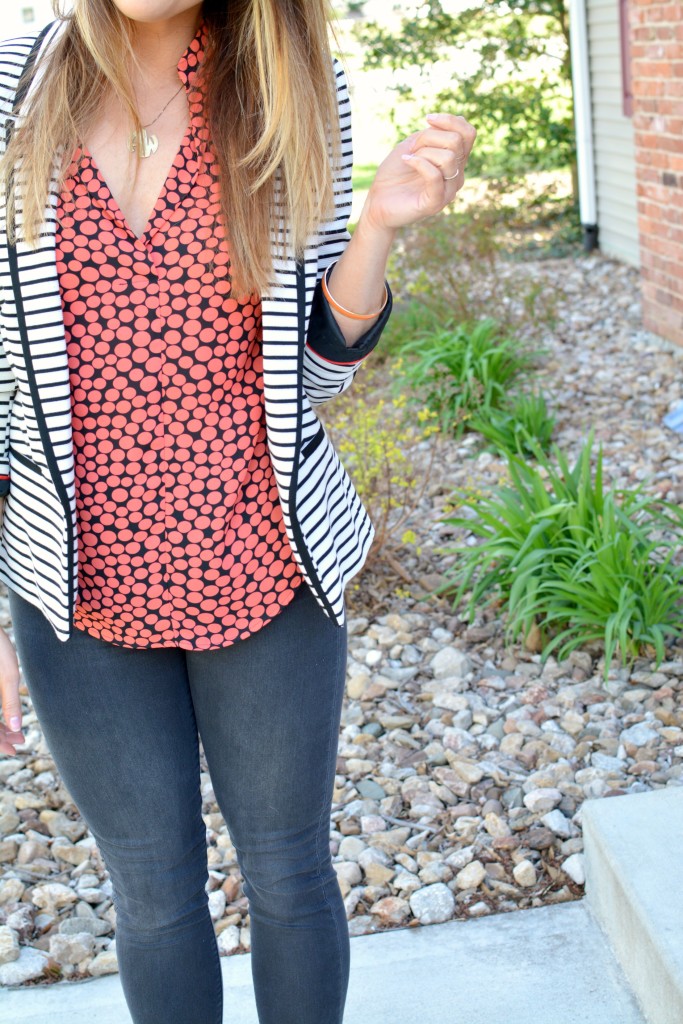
[127,82,185,159]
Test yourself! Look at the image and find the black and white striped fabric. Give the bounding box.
[0,20,393,642]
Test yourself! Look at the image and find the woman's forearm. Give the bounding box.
[324,109,476,347]
[325,211,396,348]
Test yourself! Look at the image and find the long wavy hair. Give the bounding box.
[0,0,344,297]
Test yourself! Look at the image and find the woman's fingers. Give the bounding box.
[0,626,24,756]
[404,145,465,181]
[404,114,477,189]
[0,734,23,757]
[425,112,477,152]
[400,151,458,213]
[408,128,467,161]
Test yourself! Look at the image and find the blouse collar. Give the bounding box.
[177,17,209,94]
[176,17,211,147]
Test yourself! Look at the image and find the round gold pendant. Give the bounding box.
[127,128,159,159]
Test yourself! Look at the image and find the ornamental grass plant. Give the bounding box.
[434,432,683,676]
[468,390,556,456]
[392,317,538,438]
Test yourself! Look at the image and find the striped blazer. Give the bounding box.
[0,21,392,642]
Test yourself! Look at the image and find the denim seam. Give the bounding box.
[187,676,223,1024]
[209,918,224,1024]
[314,621,346,1024]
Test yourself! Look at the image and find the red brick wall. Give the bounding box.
[630,0,683,345]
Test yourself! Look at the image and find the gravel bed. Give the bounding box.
[2,251,683,987]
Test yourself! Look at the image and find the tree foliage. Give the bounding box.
[353,0,575,180]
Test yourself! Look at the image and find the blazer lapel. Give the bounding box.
[7,20,76,510]
[261,251,310,495]
[9,175,74,466]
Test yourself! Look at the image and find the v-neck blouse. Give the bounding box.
[55,21,307,650]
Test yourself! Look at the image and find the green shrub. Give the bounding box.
[392,317,538,438]
[433,432,683,675]
[468,391,556,456]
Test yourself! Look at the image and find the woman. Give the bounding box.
[0,2,475,1022]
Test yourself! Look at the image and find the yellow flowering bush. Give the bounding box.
[320,362,440,563]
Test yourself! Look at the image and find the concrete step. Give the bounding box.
[3,900,645,1024]
[582,785,683,1024]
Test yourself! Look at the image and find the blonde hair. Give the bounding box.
[0,0,344,297]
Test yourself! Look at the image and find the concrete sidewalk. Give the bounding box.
[3,899,645,1024]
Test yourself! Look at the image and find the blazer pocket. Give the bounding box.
[9,446,44,476]
[301,422,326,461]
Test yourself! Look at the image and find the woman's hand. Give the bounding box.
[0,621,24,757]
[360,112,477,235]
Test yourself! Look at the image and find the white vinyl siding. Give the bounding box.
[586,0,640,267]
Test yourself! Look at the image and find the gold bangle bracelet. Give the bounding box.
[322,261,388,321]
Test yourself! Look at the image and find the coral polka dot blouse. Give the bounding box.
[54,20,306,650]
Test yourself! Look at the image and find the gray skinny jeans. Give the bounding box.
[9,582,350,1024]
